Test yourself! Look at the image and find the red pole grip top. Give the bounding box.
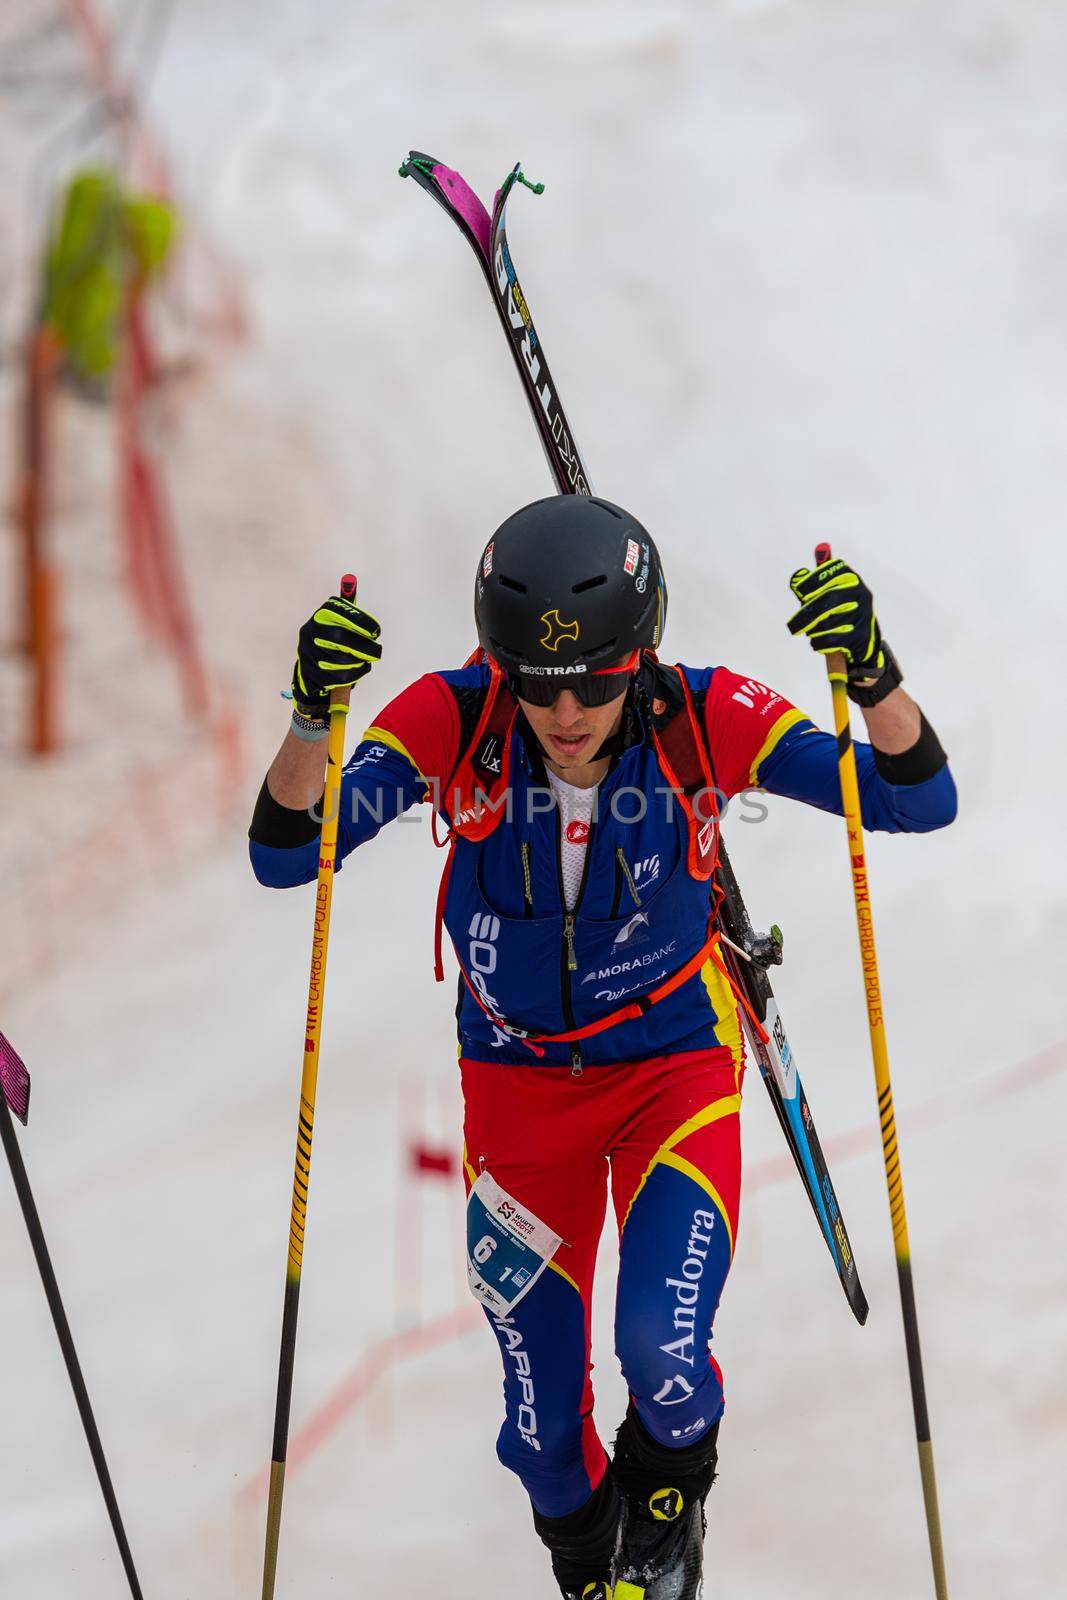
[340,573,358,600]
[814,541,833,566]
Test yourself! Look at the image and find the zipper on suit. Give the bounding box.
[563,914,578,972]
[520,840,533,916]
[555,806,595,1073]
[616,848,642,909]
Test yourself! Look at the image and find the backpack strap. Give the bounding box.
[432,654,519,980]
[650,664,720,882]
[444,655,519,840]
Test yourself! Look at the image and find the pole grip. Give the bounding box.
[325,574,359,714]
[813,543,848,682]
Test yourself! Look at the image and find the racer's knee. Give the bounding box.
[615,1301,726,1450]
[621,1349,726,1450]
[616,1178,733,1447]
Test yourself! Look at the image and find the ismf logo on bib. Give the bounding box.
[466,1171,562,1316]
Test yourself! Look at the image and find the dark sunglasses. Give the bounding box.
[508,649,640,708]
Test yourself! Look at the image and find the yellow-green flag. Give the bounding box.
[43,167,178,381]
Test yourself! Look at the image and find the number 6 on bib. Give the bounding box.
[466,1171,562,1316]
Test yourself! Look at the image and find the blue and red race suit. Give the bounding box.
[250,656,955,1515]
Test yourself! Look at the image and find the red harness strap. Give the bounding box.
[446,657,518,841]
[433,839,456,984]
[457,927,768,1056]
[457,924,727,1056]
[431,653,515,980]
[651,667,720,882]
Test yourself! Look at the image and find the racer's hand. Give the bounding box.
[787,555,902,706]
[292,592,382,712]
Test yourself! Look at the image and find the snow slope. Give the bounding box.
[2,2,1065,1596]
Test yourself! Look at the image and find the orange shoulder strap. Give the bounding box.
[651,665,720,881]
[445,658,519,842]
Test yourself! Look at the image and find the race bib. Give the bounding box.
[466,1171,562,1316]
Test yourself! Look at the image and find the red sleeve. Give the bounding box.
[362,672,462,793]
[704,667,811,798]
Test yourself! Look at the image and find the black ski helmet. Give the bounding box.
[474,496,667,678]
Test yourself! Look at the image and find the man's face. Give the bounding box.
[516,686,627,770]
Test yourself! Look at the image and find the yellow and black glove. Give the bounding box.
[787,556,902,706]
[292,592,382,715]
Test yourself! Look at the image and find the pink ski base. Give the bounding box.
[430,164,492,262]
[0,1030,30,1123]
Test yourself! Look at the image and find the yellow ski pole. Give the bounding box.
[812,542,948,1598]
[261,573,357,1600]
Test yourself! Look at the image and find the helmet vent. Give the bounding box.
[498,576,528,594]
[571,574,607,595]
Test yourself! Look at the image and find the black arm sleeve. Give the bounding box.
[248,779,324,848]
[871,712,948,786]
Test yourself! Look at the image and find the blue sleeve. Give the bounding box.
[756,721,957,834]
[248,740,428,888]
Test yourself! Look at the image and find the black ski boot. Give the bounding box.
[533,1470,619,1600]
[611,1405,719,1599]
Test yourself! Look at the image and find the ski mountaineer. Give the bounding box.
[248,496,957,1600]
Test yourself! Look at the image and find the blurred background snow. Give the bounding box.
[1,2,1064,1596]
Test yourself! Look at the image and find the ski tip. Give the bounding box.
[399,151,437,181]
[0,1029,31,1125]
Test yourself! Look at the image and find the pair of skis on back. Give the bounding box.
[399,153,868,1327]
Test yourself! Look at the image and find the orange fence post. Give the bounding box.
[18,327,61,757]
